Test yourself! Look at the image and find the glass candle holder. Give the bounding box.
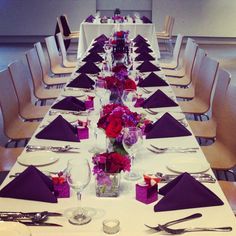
[103,219,120,234]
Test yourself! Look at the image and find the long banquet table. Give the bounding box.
[0,33,236,236]
[77,21,160,59]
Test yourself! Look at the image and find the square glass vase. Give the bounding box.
[95,173,121,197]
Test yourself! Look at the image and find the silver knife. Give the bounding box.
[19,221,63,227]
[0,211,62,217]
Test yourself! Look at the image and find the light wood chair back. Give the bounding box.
[56,32,68,62]
[182,38,198,79]
[45,35,62,72]
[194,56,219,107]
[0,69,20,138]
[212,69,231,123]
[25,48,44,95]
[34,42,51,79]
[216,84,236,153]
[172,34,183,67]
[8,60,32,115]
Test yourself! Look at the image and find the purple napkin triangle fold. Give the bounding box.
[89,44,105,53]
[67,73,95,89]
[85,15,95,23]
[135,46,153,53]
[76,62,101,74]
[133,35,147,43]
[82,52,104,62]
[136,61,160,72]
[135,52,155,61]
[36,115,79,142]
[52,96,86,111]
[134,40,150,48]
[0,165,57,203]
[154,172,223,212]
[95,34,108,42]
[138,72,168,87]
[146,112,192,139]
[141,16,152,23]
[142,89,178,108]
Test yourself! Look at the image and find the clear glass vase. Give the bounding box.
[95,173,121,197]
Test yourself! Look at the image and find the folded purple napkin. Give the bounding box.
[138,72,168,87]
[141,16,152,23]
[133,35,147,43]
[134,40,150,48]
[76,62,101,74]
[154,172,223,212]
[82,52,104,63]
[0,166,57,203]
[85,15,95,23]
[36,115,79,142]
[95,34,108,42]
[52,96,86,111]
[142,90,178,108]
[67,73,95,89]
[146,112,192,139]
[136,61,160,72]
[135,46,153,53]
[135,52,155,61]
[88,44,105,53]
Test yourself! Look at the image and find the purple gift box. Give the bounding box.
[54,181,70,198]
[136,183,158,204]
[85,99,94,110]
[77,127,89,140]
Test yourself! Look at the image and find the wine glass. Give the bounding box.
[121,89,137,108]
[122,127,143,180]
[66,158,91,225]
[94,79,108,106]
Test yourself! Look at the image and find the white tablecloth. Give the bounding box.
[0,41,236,236]
[77,22,160,59]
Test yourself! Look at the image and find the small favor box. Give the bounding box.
[136,182,158,204]
[77,127,89,140]
[53,177,70,198]
[85,98,94,110]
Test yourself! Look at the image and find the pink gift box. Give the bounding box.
[54,181,70,198]
[85,100,94,110]
[77,127,89,140]
[136,183,158,204]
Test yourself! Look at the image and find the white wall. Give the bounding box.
[0,0,236,38]
[153,0,236,37]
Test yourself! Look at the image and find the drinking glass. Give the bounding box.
[122,127,143,180]
[94,79,108,106]
[66,158,91,225]
[121,89,137,108]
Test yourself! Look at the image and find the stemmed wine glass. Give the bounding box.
[122,127,143,180]
[121,89,137,108]
[66,158,91,225]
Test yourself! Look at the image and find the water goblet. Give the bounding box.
[66,158,91,225]
[122,127,143,180]
[121,89,137,108]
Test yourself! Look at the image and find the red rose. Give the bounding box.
[116,31,123,37]
[105,118,123,138]
[124,78,137,90]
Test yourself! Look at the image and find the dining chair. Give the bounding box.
[201,84,236,178]
[218,181,236,215]
[34,42,68,87]
[171,48,206,99]
[188,69,231,139]
[156,16,175,53]
[162,38,197,78]
[45,36,75,75]
[158,34,183,70]
[56,32,77,68]
[25,48,61,105]
[8,61,50,120]
[0,69,40,146]
[0,146,23,171]
[178,56,219,120]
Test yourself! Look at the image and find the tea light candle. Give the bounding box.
[103,219,120,234]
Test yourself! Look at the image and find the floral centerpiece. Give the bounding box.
[92,152,130,197]
[97,103,150,154]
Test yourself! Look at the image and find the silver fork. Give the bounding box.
[145,109,182,115]
[150,144,199,152]
[145,213,202,232]
[158,224,232,234]
[141,87,152,94]
[147,147,197,154]
[49,110,88,116]
[26,145,80,153]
